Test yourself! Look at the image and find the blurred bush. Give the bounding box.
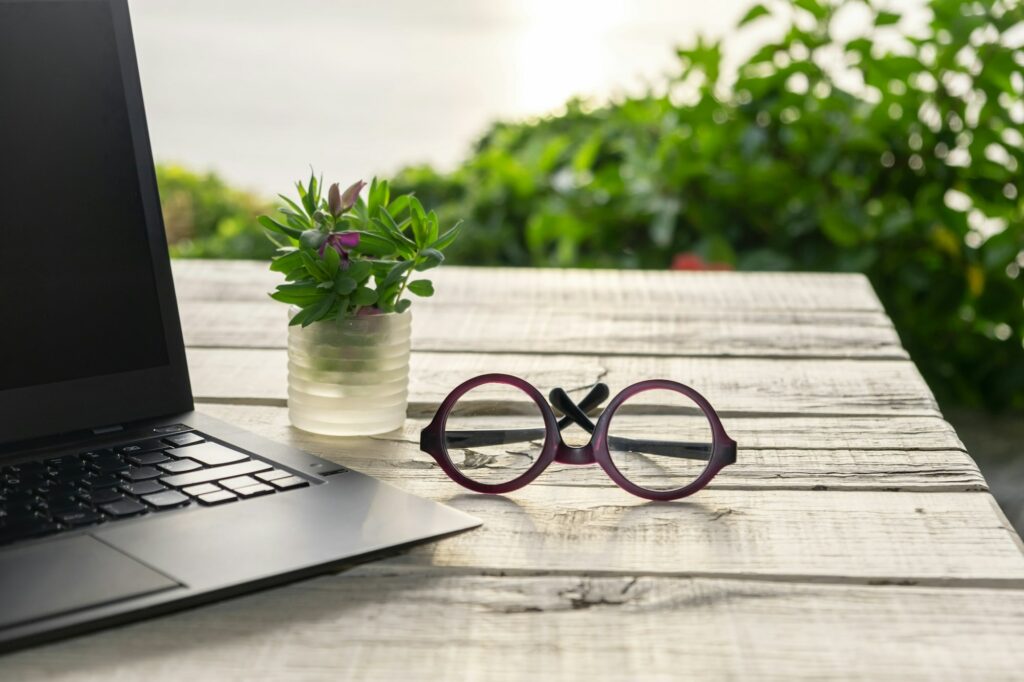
[162,0,1023,411]
[390,0,1024,410]
[157,164,275,260]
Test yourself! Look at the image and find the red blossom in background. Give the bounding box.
[671,252,733,271]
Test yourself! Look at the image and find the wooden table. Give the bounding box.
[5,262,1024,680]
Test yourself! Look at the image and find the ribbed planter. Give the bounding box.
[286,308,411,436]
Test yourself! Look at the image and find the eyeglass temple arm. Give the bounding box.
[549,384,607,433]
[441,383,712,460]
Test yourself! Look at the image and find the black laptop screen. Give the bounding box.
[0,0,169,391]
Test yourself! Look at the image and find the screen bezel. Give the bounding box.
[0,0,193,446]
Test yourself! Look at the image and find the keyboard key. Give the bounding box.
[84,450,122,464]
[127,451,170,466]
[142,490,190,509]
[83,473,123,489]
[40,482,80,497]
[124,466,162,481]
[47,468,88,483]
[182,483,220,497]
[121,480,166,496]
[116,439,166,455]
[90,459,129,474]
[163,432,204,448]
[166,442,247,467]
[44,498,83,515]
[161,460,270,488]
[2,492,37,509]
[158,458,201,474]
[256,469,291,483]
[81,448,115,461]
[198,490,237,505]
[220,475,259,491]
[81,488,126,506]
[45,455,82,469]
[55,508,104,527]
[9,461,45,475]
[269,475,309,491]
[2,508,44,525]
[100,499,147,517]
[235,483,274,498]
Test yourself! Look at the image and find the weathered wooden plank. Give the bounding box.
[363,486,1024,584]
[6,575,1024,681]
[186,349,940,417]
[172,260,885,312]
[179,301,906,358]
[198,404,984,492]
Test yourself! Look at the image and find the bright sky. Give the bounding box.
[130,0,754,194]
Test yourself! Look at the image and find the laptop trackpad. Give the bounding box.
[0,535,181,629]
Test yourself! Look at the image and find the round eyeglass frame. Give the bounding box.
[419,373,737,501]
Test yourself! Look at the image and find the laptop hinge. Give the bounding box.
[91,424,124,435]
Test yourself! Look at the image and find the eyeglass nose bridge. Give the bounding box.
[554,441,597,465]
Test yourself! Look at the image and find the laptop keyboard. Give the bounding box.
[0,429,311,547]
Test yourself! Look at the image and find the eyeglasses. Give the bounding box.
[420,374,737,501]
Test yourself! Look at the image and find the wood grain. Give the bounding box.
[199,404,985,492]
[180,301,906,358]
[364,486,1024,584]
[172,260,886,312]
[186,349,941,417]
[12,260,1011,680]
[4,575,1024,681]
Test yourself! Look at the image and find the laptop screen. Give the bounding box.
[0,0,169,391]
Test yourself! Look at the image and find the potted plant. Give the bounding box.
[260,172,461,436]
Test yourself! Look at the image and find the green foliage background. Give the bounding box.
[158,0,1024,411]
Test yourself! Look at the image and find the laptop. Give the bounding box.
[0,0,479,652]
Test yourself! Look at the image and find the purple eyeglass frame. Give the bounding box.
[420,373,737,501]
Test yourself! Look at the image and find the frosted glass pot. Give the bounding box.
[287,308,411,436]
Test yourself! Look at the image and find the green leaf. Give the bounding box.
[300,229,327,250]
[738,3,770,27]
[333,296,350,320]
[304,169,319,216]
[428,220,463,251]
[322,243,341,274]
[381,259,415,289]
[407,279,434,297]
[875,10,900,26]
[426,211,440,245]
[290,292,334,327]
[793,0,826,20]
[368,177,389,216]
[300,251,330,282]
[259,215,302,240]
[415,248,445,271]
[351,231,398,257]
[351,286,378,306]
[394,299,412,314]
[387,194,411,217]
[270,282,321,305]
[376,209,418,255]
[288,305,315,327]
[408,197,430,247]
[297,179,315,217]
[270,249,303,273]
[278,194,309,219]
[334,274,357,295]
[346,260,372,283]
